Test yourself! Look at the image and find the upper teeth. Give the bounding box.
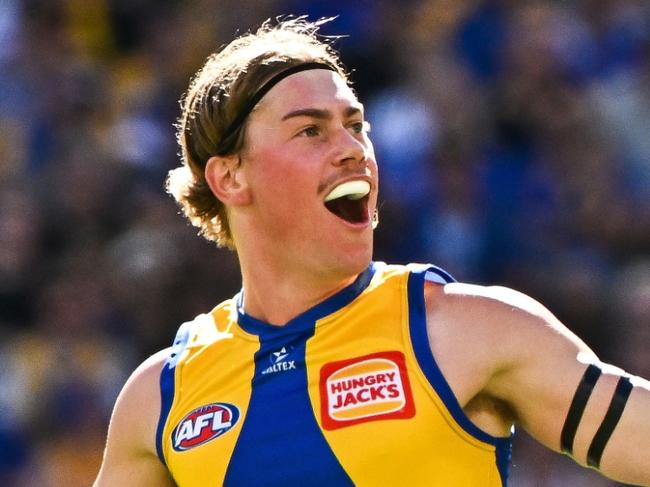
[324,180,370,202]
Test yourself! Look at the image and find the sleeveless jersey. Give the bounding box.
[156,262,512,486]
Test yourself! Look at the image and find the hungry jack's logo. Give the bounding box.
[320,351,415,430]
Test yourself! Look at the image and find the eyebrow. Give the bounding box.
[281,105,363,122]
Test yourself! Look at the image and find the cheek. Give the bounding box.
[247,148,318,216]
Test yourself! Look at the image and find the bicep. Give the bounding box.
[480,286,650,485]
[94,350,176,487]
[489,312,598,451]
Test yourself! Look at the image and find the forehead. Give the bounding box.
[254,70,361,119]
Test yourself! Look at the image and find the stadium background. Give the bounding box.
[0,0,648,485]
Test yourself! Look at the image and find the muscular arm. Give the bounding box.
[94,349,177,487]
[429,283,650,486]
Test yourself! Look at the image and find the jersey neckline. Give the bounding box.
[235,262,378,338]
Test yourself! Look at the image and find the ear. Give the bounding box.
[204,155,252,206]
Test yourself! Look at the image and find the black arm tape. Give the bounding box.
[586,375,633,469]
[560,364,602,456]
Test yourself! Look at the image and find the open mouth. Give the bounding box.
[323,180,371,225]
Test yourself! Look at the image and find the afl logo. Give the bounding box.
[172,402,240,451]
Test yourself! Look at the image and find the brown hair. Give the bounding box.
[166,17,349,249]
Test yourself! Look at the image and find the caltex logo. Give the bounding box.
[261,346,297,375]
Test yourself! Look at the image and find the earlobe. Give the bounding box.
[205,155,252,206]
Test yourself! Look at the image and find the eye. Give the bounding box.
[350,120,371,135]
[299,125,321,137]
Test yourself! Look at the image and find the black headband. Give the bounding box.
[218,62,336,152]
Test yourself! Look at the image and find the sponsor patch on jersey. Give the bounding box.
[320,351,415,430]
[261,346,297,375]
[172,402,240,451]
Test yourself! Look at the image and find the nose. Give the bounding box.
[331,127,367,168]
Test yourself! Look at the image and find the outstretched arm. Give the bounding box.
[94,349,177,487]
[436,283,650,486]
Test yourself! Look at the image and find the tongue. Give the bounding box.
[325,197,367,223]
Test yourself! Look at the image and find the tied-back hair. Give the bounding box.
[166,17,349,250]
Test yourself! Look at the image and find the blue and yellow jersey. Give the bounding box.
[156,262,512,486]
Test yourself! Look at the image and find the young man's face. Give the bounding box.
[238,68,378,279]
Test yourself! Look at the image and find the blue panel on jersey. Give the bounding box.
[224,330,353,486]
[407,266,512,486]
[157,321,192,465]
[223,264,377,486]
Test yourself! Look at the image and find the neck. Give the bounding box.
[237,257,362,326]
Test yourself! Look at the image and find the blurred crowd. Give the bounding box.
[0,0,648,485]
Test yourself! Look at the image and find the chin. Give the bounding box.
[332,241,373,275]
[307,226,373,278]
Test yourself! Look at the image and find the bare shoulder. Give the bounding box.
[424,281,597,406]
[110,348,170,454]
[427,281,595,358]
[430,281,562,327]
[94,348,175,487]
[121,348,170,408]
